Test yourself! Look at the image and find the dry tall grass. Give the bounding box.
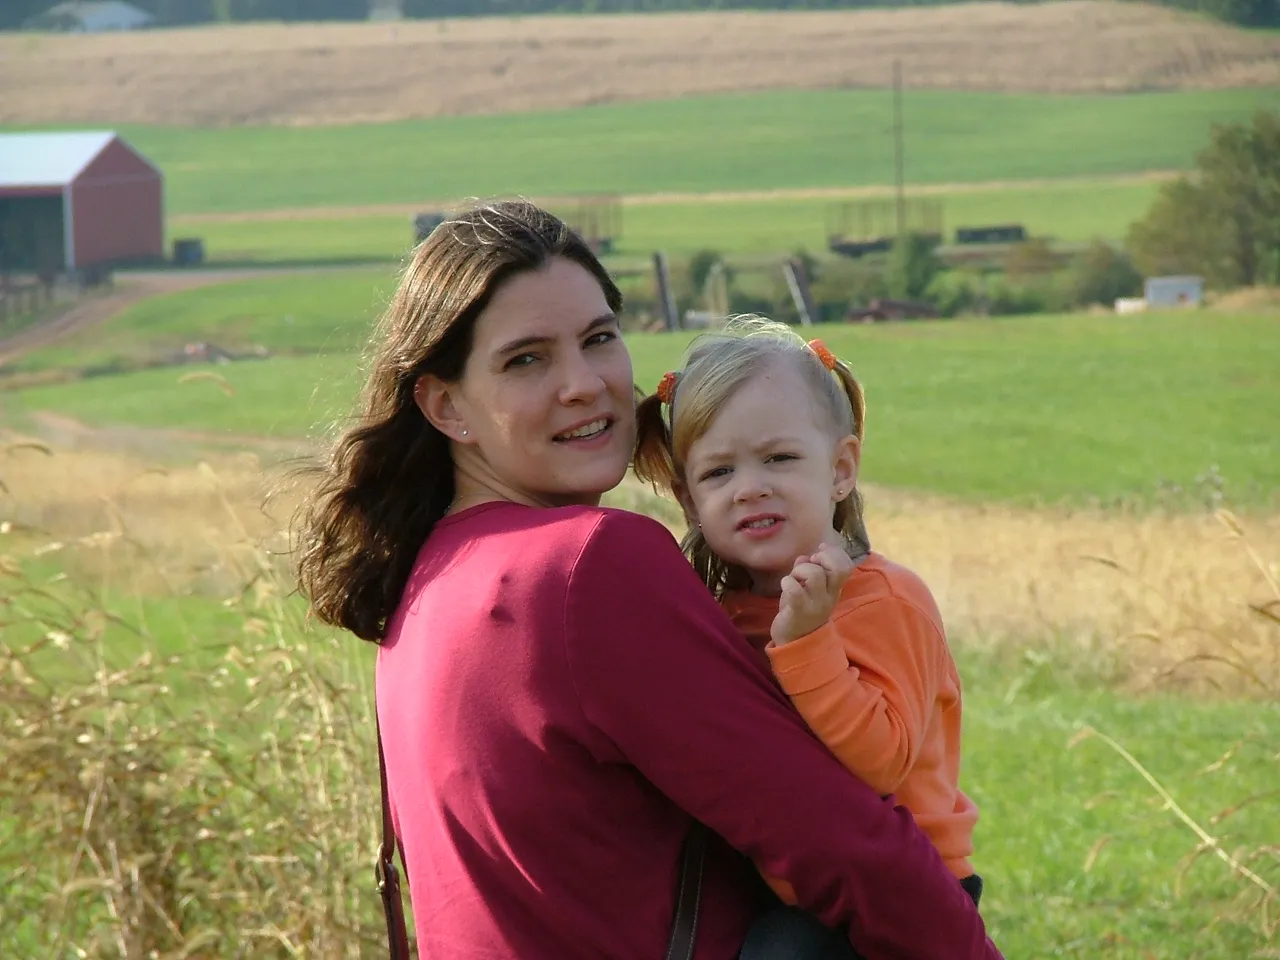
[1,436,1276,953]
[2,1,1277,126]
[6,438,1275,692]
[0,442,383,957]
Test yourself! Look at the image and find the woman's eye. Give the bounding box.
[505,353,537,370]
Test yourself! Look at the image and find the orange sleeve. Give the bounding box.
[765,597,943,797]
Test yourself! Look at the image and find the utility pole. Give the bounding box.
[893,59,906,239]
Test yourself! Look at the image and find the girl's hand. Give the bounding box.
[770,543,855,647]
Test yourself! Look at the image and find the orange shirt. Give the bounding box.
[723,552,978,889]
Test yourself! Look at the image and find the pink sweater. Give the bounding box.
[377,501,1000,960]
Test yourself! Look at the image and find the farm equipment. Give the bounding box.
[826,198,944,259]
[556,195,622,255]
[413,212,447,244]
[955,224,1027,245]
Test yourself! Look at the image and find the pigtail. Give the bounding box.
[831,360,867,445]
[827,357,871,557]
[632,392,678,493]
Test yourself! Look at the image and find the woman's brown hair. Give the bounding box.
[634,316,869,597]
[295,200,621,643]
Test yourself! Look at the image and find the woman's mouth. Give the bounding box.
[554,418,612,443]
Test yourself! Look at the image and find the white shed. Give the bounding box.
[1144,276,1204,309]
[25,2,155,32]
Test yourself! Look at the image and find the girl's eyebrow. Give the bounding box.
[749,436,793,452]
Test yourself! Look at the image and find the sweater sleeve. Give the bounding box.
[765,597,944,796]
[562,512,999,960]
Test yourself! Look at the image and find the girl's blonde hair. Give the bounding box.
[634,315,870,595]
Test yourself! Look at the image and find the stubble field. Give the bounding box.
[1,1,1278,127]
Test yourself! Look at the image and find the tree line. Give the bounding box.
[4,0,1276,31]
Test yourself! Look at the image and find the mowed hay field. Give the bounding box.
[2,1,1279,127]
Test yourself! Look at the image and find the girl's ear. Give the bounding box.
[831,434,861,502]
[414,374,473,444]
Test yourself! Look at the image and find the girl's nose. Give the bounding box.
[732,471,771,503]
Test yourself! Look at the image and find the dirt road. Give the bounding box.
[0,266,379,368]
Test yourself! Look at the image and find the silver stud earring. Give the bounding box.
[461,430,468,437]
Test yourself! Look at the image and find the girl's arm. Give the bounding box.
[766,597,944,797]
[562,511,998,960]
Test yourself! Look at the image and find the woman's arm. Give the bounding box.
[765,599,943,796]
[562,511,999,960]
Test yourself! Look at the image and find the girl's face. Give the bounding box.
[417,256,636,508]
[680,359,859,595]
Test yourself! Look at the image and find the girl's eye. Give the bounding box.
[767,453,798,463]
[700,466,730,482]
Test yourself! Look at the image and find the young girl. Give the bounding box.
[634,316,982,934]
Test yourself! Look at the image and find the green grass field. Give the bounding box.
[36,87,1272,215]
[174,179,1163,266]
[6,288,1278,505]
[9,270,396,375]
[4,72,1278,960]
[5,555,1275,958]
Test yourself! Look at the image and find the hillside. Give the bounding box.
[1,1,1277,127]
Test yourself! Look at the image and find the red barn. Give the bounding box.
[0,131,163,276]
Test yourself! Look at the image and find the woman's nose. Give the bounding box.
[558,351,606,404]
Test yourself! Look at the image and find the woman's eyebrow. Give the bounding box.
[494,314,617,357]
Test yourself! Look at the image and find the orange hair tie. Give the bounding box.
[808,339,838,371]
[656,371,679,406]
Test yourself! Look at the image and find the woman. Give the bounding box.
[296,201,1000,960]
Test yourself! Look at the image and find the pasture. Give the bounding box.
[172,178,1165,266]
[3,274,1278,508]
[92,87,1280,216]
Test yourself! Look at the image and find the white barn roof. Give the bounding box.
[0,131,118,189]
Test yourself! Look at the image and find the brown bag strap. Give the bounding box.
[375,712,412,960]
[665,821,708,960]
[375,712,707,960]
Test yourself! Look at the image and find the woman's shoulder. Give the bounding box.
[449,502,680,568]
[561,505,683,565]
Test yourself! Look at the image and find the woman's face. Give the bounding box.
[426,256,636,508]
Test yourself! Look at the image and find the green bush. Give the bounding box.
[984,276,1050,317]
[925,270,984,318]
[1066,241,1145,308]
[810,259,889,321]
[1128,110,1280,289]
[885,233,943,301]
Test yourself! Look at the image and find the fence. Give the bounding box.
[0,270,111,334]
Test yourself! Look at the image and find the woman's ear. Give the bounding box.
[831,434,861,502]
[414,374,472,443]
